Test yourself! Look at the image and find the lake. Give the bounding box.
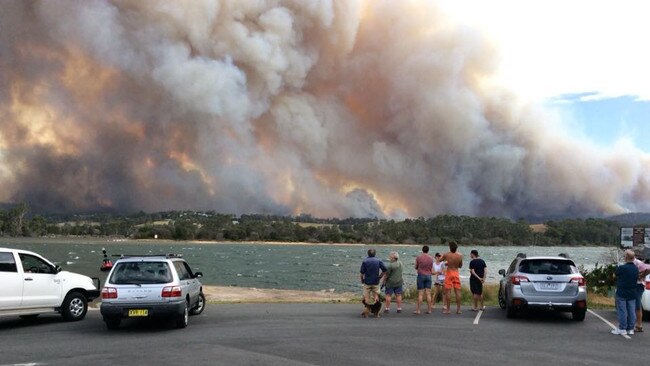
[0,237,617,293]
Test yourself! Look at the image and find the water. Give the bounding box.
[0,238,616,293]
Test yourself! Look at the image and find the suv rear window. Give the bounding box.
[518,259,575,275]
[110,261,173,284]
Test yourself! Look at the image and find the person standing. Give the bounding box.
[441,241,463,314]
[414,245,434,314]
[612,250,639,335]
[383,251,404,313]
[360,248,387,314]
[469,249,487,311]
[432,253,446,310]
[633,256,650,332]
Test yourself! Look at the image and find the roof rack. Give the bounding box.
[112,254,183,259]
[516,253,527,259]
[558,253,569,258]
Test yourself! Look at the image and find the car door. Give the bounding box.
[19,253,62,307]
[174,261,199,305]
[0,251,22,309]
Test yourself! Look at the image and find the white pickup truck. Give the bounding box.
[0,247,100,321]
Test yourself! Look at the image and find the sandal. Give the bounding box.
[634,326,643,332]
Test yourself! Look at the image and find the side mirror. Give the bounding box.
[55,265,62,273]
[194,271,203,278]
[498,269,505,277]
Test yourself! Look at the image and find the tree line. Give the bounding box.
[0,204,635,246]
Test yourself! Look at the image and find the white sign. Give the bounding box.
[620,227,633,248]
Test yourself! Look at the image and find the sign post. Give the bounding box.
[620,227,650,261]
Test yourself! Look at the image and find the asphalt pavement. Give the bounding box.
[0,304,645,366]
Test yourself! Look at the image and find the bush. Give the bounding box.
[580,263,616,296]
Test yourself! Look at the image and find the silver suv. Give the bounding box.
[497,254,587,321]
[100,254,205,329]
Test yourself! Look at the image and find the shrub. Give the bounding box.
[579,263,616,296]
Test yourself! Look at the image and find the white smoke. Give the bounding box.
[1,0,649,219]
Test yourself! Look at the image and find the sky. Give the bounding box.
[2,0,650,219]
[439,0,650,151]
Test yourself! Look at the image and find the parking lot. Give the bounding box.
[0,304,645,366]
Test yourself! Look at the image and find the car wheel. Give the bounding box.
[175,301,189,329]
[190,292,205,316]
[572,308,586,321]
[506,301,517,319]
[61,291,88,321]
[105,318,121,330]
[498,287,506,310]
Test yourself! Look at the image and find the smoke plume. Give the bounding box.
[1,0,649,219]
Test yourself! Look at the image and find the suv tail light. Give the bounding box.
[162,286,182,297]
[512,276,529,285]
[102,287,118,299]
[570,277,586,287]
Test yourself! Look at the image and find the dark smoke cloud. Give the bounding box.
[1,0,649,218]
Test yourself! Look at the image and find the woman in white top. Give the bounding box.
[432,253,446,310]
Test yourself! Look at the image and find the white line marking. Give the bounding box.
[587,309,630,339]
[473,309,483,325]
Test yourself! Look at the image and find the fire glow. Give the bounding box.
[1,0,650,219]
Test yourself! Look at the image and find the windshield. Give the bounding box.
[110,261,172,284]
[518,259,575,275]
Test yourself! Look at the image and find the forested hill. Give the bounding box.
[607,212,650,227]
[1,204,641,246]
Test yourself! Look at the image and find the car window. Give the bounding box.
[174,262,192,280]
[518,259,574,275]
[0,252,17,272]
[19,254,55,274]
[182,262,195,278]
[507,259,518,274]
[110,261,172,284]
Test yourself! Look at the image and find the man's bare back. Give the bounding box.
[442,252,463,270]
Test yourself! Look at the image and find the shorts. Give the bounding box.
[635,284,644,310]
[385,286,403,296]
[417,274,432,290]
[470,278,483,295]
[363,284,380,303]
[434,276,445,286]
[444,270,461,290]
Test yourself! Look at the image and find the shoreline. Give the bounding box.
[202,285,357,303]
[88,285,358,307]
[0,236,614,247]
[2,236,420,247]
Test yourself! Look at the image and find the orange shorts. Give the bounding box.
[444,270,461,290]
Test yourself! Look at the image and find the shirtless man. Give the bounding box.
[441,241,463,314]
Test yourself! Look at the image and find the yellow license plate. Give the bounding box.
[128,309,148,317]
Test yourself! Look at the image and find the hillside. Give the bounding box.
[607,212,650,227]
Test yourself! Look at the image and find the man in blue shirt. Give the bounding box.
[360,249,387,308]
[612,250,639,335]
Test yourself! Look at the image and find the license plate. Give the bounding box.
[128,309,148,317]
[539,282,558,290]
